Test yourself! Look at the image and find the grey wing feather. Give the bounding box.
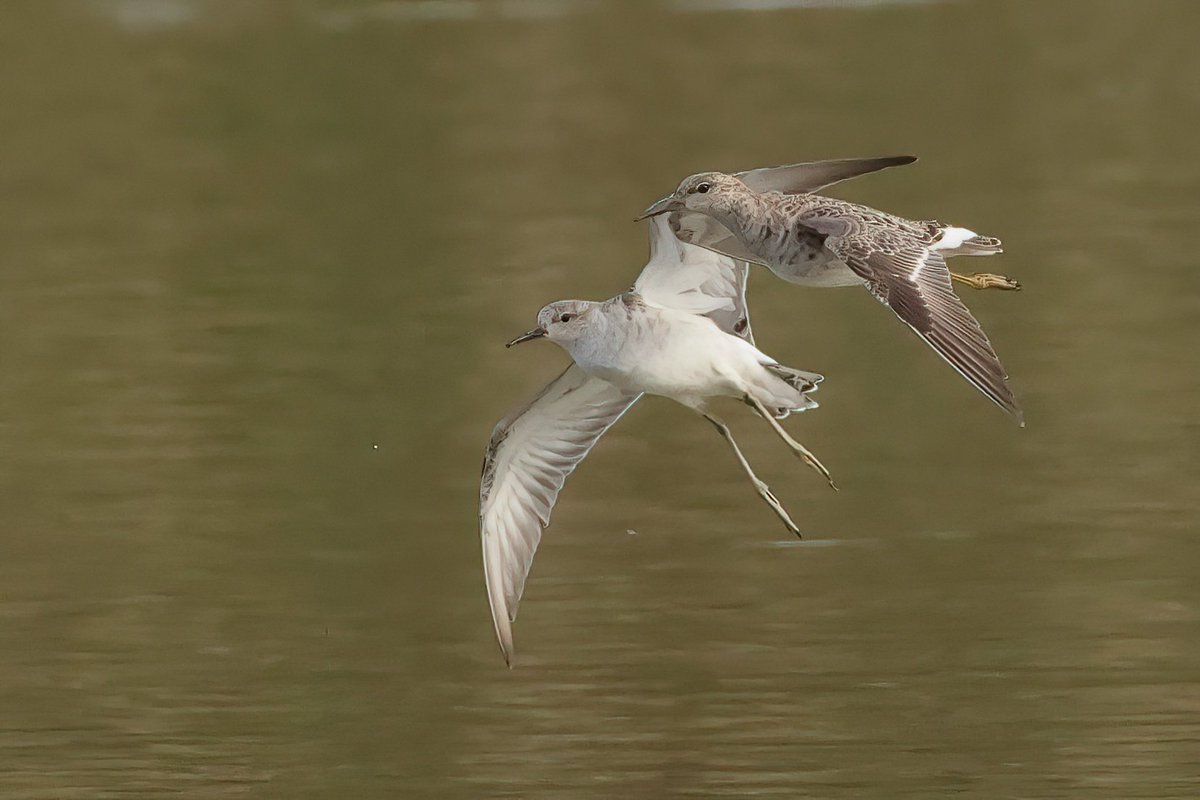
[748,207,1021,422]
[736,155,917,195]
[636,214,755,342]
[480,366,640,665]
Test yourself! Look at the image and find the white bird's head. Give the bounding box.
[505,300,597,349]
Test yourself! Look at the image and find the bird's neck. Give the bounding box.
[720,191,779,244]
[562,303,623,368]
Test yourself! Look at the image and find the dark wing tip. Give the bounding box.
[999,396,1024,426]
[859,249,1022,425]
[920,321,1023,423]
[871,155,918,167]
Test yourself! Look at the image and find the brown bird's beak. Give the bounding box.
[505,328,545,348]
[635,194,682,221]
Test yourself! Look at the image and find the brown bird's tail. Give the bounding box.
[927,221,1004,257]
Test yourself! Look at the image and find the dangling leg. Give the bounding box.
[951,271,1021,291]
[743,395,837,491]
[703,413,802,538]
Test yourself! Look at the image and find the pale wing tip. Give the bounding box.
[482,527,516,667]
[492,602,516,667]
[500,633,514,668]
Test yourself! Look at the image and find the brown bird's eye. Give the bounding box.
[560,313,574,323]
[695,182,711,194]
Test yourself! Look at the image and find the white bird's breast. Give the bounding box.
[568,306,748,404]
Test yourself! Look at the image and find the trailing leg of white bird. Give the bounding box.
[703,413,803,538]
[743,394,837,490]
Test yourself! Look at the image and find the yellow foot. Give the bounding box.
[951,272,1022,291]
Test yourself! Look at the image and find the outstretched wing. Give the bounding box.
[635,213,754,341]
[860,248,1021,423]
[480,217,757,665]
[735,155,916,195]
[480,366,639,665]
[805,212,1022,423]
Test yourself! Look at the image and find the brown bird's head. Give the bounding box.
[637,171,746,221]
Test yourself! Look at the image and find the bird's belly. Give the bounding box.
[581,346,737,406]
[574,359,638,394]
[573,357,688,398]
[626,361,734,402]
[766,247,862,287]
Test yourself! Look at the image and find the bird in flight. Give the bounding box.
[639,156,1024,424]
[479,216,833,666]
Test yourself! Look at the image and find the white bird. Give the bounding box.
[479,216,834,666]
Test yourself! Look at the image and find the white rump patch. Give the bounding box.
[930,226,977,251]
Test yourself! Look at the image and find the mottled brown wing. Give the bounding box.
[812,220,1022,423]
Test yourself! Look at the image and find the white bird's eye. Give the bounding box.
[560,313,575,323]
[695,182,711,194]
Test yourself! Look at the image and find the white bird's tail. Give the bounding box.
[761,363,823,418]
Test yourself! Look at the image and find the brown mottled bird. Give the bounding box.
[639,157,1024,424]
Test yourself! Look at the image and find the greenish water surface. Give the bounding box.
[1,1,1198,797]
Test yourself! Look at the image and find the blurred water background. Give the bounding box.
[1,0,1198,797]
